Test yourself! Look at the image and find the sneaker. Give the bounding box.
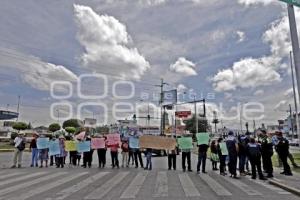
[30,164,33,167]
[280,171,285,174]
[259,177,267,180]
[267,174,274,178]
[188,169,193,172]
[202,171,207,174]
[285,172,293,176]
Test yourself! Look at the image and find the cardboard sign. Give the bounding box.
[129,137,139,149]
[49,140,60,156]
[196,133,210,145]
[77,141,91,153]
[91,138,105,149]
[106,134,121,146]
[220,142,228,155]
[37,138,49,149]
[178,137,193,149]
[139,135,177,150]
[65,141,77,151]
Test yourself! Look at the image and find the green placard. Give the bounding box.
[219,142,228,155]
[279,0,300,7]
[178,137,193,149]
[196,132,210,145]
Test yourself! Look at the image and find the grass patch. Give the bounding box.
[272,153,300,173]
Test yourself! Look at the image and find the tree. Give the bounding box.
[48,123,61,132]
[184,114,208,135]
[12,122,28,132]
[62,119,83,129]
[95,125,109,134]
[65,127,76,134]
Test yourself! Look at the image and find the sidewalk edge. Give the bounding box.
[269,180,300,197]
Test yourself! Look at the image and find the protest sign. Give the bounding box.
[77,141,91,153]
[219,142,228,155]
[196,132,210,145]
[37,138,49,149]
[106,134,120,146]
[49,140,60,156]
[91,138,105,149]
[139,135,177,150]
[129,137,139,149]
[65,141,77,151]
[177,137,193,149]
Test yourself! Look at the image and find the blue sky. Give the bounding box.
[0,0,297,129]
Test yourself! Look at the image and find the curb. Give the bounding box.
[269,180,300,197]
[0,148,30,152]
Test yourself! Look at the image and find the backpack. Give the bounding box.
[17,140,25,151]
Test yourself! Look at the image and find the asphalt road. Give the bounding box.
[0,152,299,200]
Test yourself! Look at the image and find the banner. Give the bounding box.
[178,137,193,149]
[91,138,105,149]
[139,135,177,150]
[77,141,91,153]
[65,141,77,151]
[196,133,210,145]
[106,134,121,146]
[49,140,60,156]
[129,137,139,149]
[37,138,49,149]
[162,89,177,106]
[220,142,228,155]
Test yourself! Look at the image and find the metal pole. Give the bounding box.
[240,103,243,134]
[290,51,300,139]
[16,95,20,121]
[287,4,300,144]
[194,96,198,134]
[203,99,206,132]
[289,104,295,137]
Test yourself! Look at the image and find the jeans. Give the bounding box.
[239,154,246,173]
[168,154,176,170]
[197,152,207,172]
[97,149,106,168]
[134,150,144,168]
[228,153,237,176]
[249,156,264,179]
[219,155,226,173]
[31,148,39,166]
[279,153,292,174]
[145,152,152,170]
[111,151,119,168]
[182,152,191,171]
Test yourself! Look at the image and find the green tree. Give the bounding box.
[65,127,76,134]
[12,122,28,132]
[95,125,109,133]
[62,119,83,129]
[184,114,208,135]
[48,123,61,132]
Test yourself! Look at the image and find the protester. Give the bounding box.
[197,142,209,174]
[97,136,107,168]
[30,133,39,167]
[82,137,94,168]
[259,130,274,178]
[56,135,67,168]
[226,131,238,178]
[217,138,227,176]
[110,142,120,169]
[182,148,192,172]
[238,133,249,176]
[144,148,153,170]
[128,147,135,166]
[38,135,49,168]
[276,132,292,176]
[167,147,177,170]
[11,132,26,168]
[121,140,129,168]
[210,140,219,171]
[246,137,266,180]
[133,148,144,168]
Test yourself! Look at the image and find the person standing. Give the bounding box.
[30,133,39,167]
[182,148,192,172]
[246,137,266,180]
[56,135,66,168]
[197,143,209,174]
[217,138,227,176]
[259,130,274,178]
[110,143,120,169]
[38,135,49,168]
[128,147,135,166]
[210,140,219,171]
[82,137,93,168]
[167,147,177,170]
[226,131,238,178]
[144,148,153,170]
[97,136,107,168]
[276,132,292,176]
[133,148,144,168]
[238,133,249,176]
[121,140,129,168]
[11,133,26,168]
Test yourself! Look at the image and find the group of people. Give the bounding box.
[11,130,298,181]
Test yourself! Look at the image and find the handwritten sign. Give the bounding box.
[106,134,121,146]
[49,140,60,156]
[37,138,49,149]
[91,138,105,149]
[77,141,91,153]
[129,137,139,149]
[65,141,76,151]
[139,135,177,150]
[220,142,228,155]
[196,133,210,145]
[178,137,193,149]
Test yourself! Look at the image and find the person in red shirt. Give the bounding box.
[121,140,129,167]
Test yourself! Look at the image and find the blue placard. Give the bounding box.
[77,141,91,153]
[129,137,139,149]
[37,138,49,149]
[49,140,60,156]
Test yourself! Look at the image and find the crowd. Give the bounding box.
[10,130,298,181]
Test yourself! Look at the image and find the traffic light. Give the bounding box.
[147,114,150,120]
[133,114,136,120]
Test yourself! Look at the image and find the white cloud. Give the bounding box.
[177,84,188,93]
[73,4,150,80]
[0,48,77,91]
[284,87,294,97]
[274,100,288,111]
[238,0,279,6]
[170,57,197,76]
[213,56,281,92]
[236,31,246,43]
[254,89,264,96]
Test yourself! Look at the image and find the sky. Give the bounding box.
[0,0,299,130]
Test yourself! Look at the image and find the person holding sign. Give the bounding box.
[56,135,67,168]
[82,137,93,168]
[217,138,228,176]
[196,133,210,174]
[95,136,107,168]
[178,136,193,172]
[121,140,129,168]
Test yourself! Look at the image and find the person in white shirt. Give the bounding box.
[11,133,26,168]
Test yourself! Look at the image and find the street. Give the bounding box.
[0,152,299,200]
